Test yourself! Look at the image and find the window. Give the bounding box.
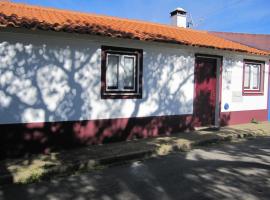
[101,46,143,99]
[243,60,264,95]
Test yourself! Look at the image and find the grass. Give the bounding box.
[17,168,45,184]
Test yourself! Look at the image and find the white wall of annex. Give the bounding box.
[221,55,269,112]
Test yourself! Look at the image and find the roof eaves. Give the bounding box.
[0,2,269,56]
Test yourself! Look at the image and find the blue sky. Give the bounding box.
[13,0,270,34]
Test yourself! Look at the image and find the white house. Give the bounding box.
[0,2,269,157]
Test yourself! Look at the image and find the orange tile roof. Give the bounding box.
[0,2,269,56]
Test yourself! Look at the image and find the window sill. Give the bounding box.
[242,91,264,96]
[101,93,142,99]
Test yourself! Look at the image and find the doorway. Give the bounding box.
[194,56,219,127]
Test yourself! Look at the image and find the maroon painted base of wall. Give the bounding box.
[0,109,267,159]
[0,115,194,159]
[220,109,268,125]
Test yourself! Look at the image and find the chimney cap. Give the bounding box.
[170,8,187,16]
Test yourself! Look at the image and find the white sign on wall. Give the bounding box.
[232,91,243,102]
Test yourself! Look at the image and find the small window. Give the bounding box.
[243,60,264,95]
[101,46,143,99]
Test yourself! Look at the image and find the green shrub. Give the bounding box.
[251,118,260,124]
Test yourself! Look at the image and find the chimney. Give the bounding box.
[170,8,187,28]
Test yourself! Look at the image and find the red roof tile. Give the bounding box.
[0,2,269,56]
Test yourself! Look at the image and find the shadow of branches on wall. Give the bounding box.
[0,31,229,159]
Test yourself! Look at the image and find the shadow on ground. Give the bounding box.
[1,137,270,200]
[1,125,264,185]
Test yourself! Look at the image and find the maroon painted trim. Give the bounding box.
[242,92,264,96]
[194,54,223,126]
[195,53,223,60]
[220,109,268,126]
[101,46,143,99]
[0,114,195,159]
[244,59,265,64]
[242,59,265,96]
[193,56,217,125]
[1,108,266,159]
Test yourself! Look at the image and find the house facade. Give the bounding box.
[210,31,270,121]
[0,2,269,157]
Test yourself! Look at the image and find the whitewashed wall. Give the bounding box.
[0,31,195,124]
[0,30,268,125]
[221,55,269,112]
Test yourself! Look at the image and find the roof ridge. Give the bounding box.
[210,31,270,36]
[0,1,207,34]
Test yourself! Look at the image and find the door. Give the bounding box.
[268,81,270,121]
[194,57,217,126]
